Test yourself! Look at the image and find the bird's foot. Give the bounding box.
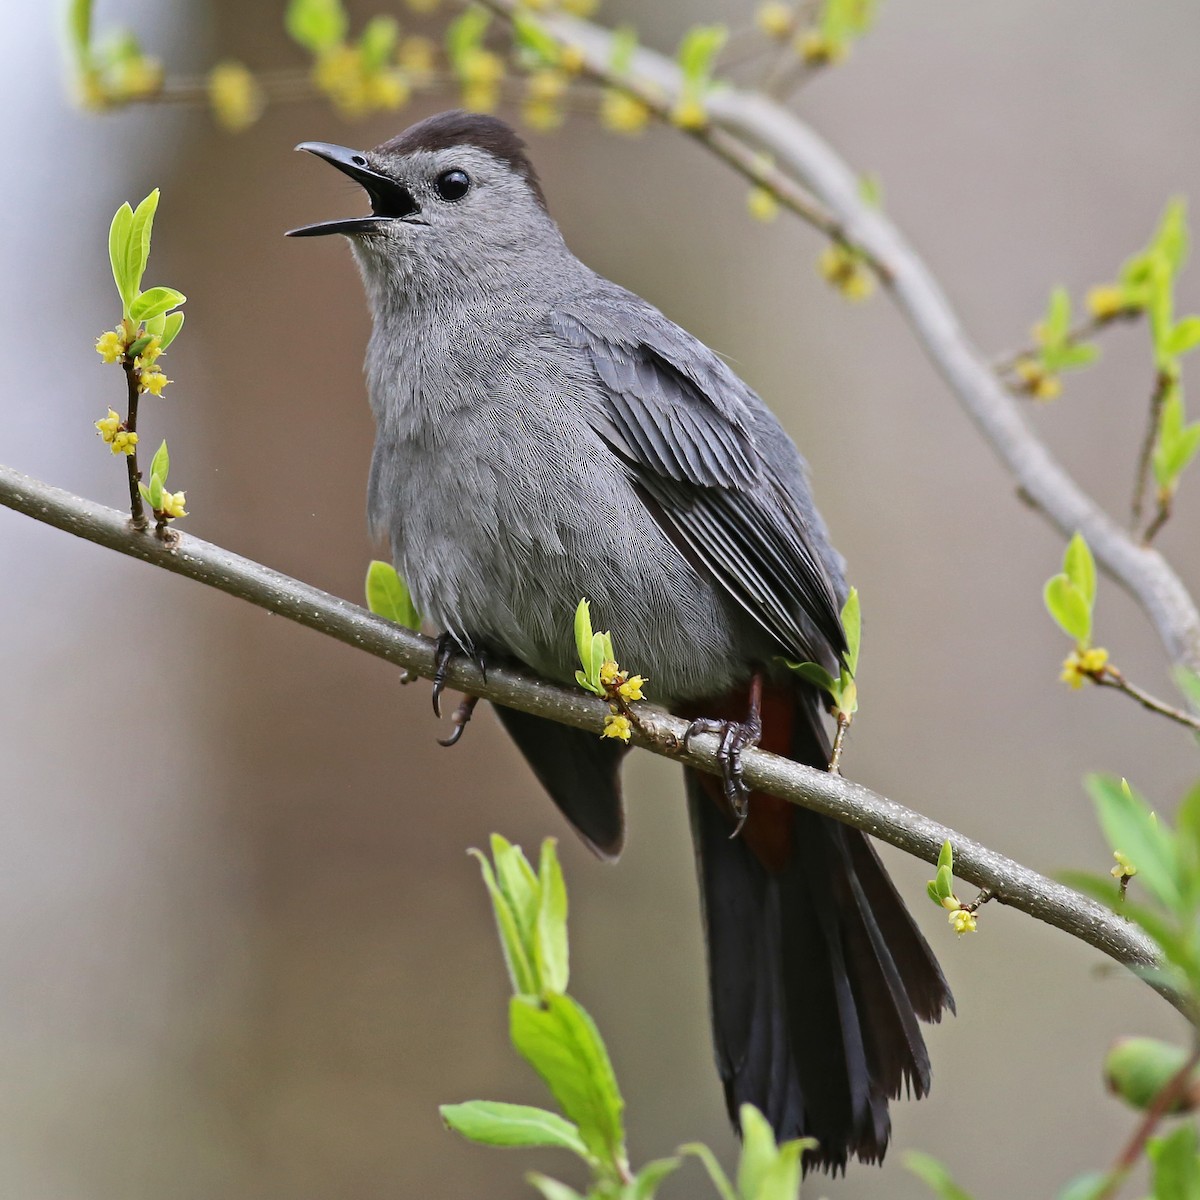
[683,675,764,837]
[431,632,487,719]
[438,694,480,747]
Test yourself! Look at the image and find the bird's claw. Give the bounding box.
[431,632,487,719]
[438,694,480,747]
[683,710,763,838]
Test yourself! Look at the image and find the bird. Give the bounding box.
[289,109,953,1171]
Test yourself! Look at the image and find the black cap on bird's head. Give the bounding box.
[287,110,547,239]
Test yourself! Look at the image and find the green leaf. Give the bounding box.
[1044,341,1099,373]
[509,993,625,1168]
[753,1138,808,1200]
[445,5,490,71]
[783,660,838,696]
[1043,574,1091,645]
[1148,1124,1200,1200]
[364,560,420,631]
[905,1150,976,1200]
[126,333,153,358]
[125,189,160,309]
[1152,197,1190,275]
[526,1175,584,1200]
[440,1100,590,1157]
[471,845,538,997]
[679,1144,737,1200]
[148,474,163,510]
[159,310,185,351]
[143,313,166,337]
[512,12,560,66]
[285,0,347,54]
[67,0,92,63]
[1045,286,1072,344]
[108,201,134,311]
[130,285,186,322]
[574,600,601,693]
[1104,1038,1199,1113]
[608,26,638,74]
[534,838,570,996]
[935,864,954,900]
[1063,532,1097,609]
[1056,1171,1119,1200]
[1087,775,1182,912]
[937,839,954,874]
[1149,253,1176,364]
[628,1157,682,1200]
[491,833,540,966]
[359,15,398,72]
[1166,316,1200,357]
[149,439,169,485]
[926,881,943,907]
[840,587,861,675]
[676,24,727,85]
[736,1104,778,1200]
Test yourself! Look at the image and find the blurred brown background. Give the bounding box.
[2,1,1199,1196]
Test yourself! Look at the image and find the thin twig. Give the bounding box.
[1132,370,1172,531]
[992,311,1137,379]
[0,463,1179,1015]
[1143,497,1172,547]
[1095,1042,1200,1200]
[120,358,147,531]
[1092,665,1200,733]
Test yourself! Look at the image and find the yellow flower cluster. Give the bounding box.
[600,89,652,135]
[798,31,848,66]
[755,1,794,38]
[95,329,126,364]
[1110,850,1138,881]
[95,409,138,456]
[315,45,411,117]
[671,96,708,131]
[1059,646,1110,689]
[1086,284,1126,322]
[818,244,875,301]
[208,61,265,133]
[747,186,781,223]
[602,713,633,741]
[158,490,188,520]
[397,36,438,85]
[599,660,645,703]
[457,47,505,113]
[1014,357,1063,402]
[522,68,569,132]
[948,908,977,935]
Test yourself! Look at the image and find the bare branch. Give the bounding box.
[499,4,1200,681]
[0,463,1176,1013]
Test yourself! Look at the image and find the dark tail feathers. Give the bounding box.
[686,771,954,1172]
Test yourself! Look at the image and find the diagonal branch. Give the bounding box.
[488,3,1200,683]
[0,463,1175,1013]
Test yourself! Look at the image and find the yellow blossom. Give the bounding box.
[527,68,568,103]
[158,490,188,520]
[1014,358,1062,402]
[95,409,122,443]
[939,894,961,911]
[462,82,501,113]
[111,429,138,456]
[459,48,505,87]
[95,329,126,363]
[797,31,847,66]
[524,100,564,132]
[1060,646,1110,689]
[398,36,438,83]
[617,675,646,703]
[599,660,622,688]
[367,71,411,110]
[600,89,651,135]
[139,369,170,396]
[559,44,587,74]
[1111,851,1138,880]
[111,55,163,101]
[208,61,265,133]
[602,712,632,742]
[747,186,780,223]
[671,95,708,131]
[134,336,162,367]
[1087,284,1127,321]
[949,908,977,935]
[756,1,794,38]
[818,245,875,301]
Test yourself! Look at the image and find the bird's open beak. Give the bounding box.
[286,142,422,237]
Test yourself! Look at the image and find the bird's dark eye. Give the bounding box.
[435,169,471,202]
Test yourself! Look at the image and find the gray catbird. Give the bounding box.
[290,109,952,1171]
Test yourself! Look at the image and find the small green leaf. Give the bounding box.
[784,660,838,696]
[1165,316,1200,357]
[628,1157,682,1200]
[753,1138,809,1200]
[1151,197,1190,276]
[285,0,348,54]
[1063,532,1096,609]
[841,587,861,676]
[1148,1124,1200,1200]
[676,24,727,84]
[364,560,420,631]
[574,600,602,693]
[1087,774,1182,912]
[68,0,92,63]
[159,310,185,351]
[935,864,954,900]
[108,201,135,310]
[358,15,398,71]
[534,838,570,996]
[736,1104,778,1200]
[905,1150,976,1200]
[470,848,538,996]
[130,286,186,322]
[512,11,560,65]
[1056,1171,1119,1200]
[509,993,625,1169]
[1104,1038,1199,1113]
[679,1144,737,1200]
[1149,254,1176,364]
[445,5,491,71]
[1045,286,1072,344]
[526,1175,584,1200]
[144,313,166,337]
[125,189,160,306]
[440,1101,590,1157]
[148,474,164,510]
[126,333,153,358]
[936,839,954,874]
[149,439,169,486]
[491,834,540,966]
[608,26,638,74]
[926,881,943,907]
[1043,574,1091,645]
